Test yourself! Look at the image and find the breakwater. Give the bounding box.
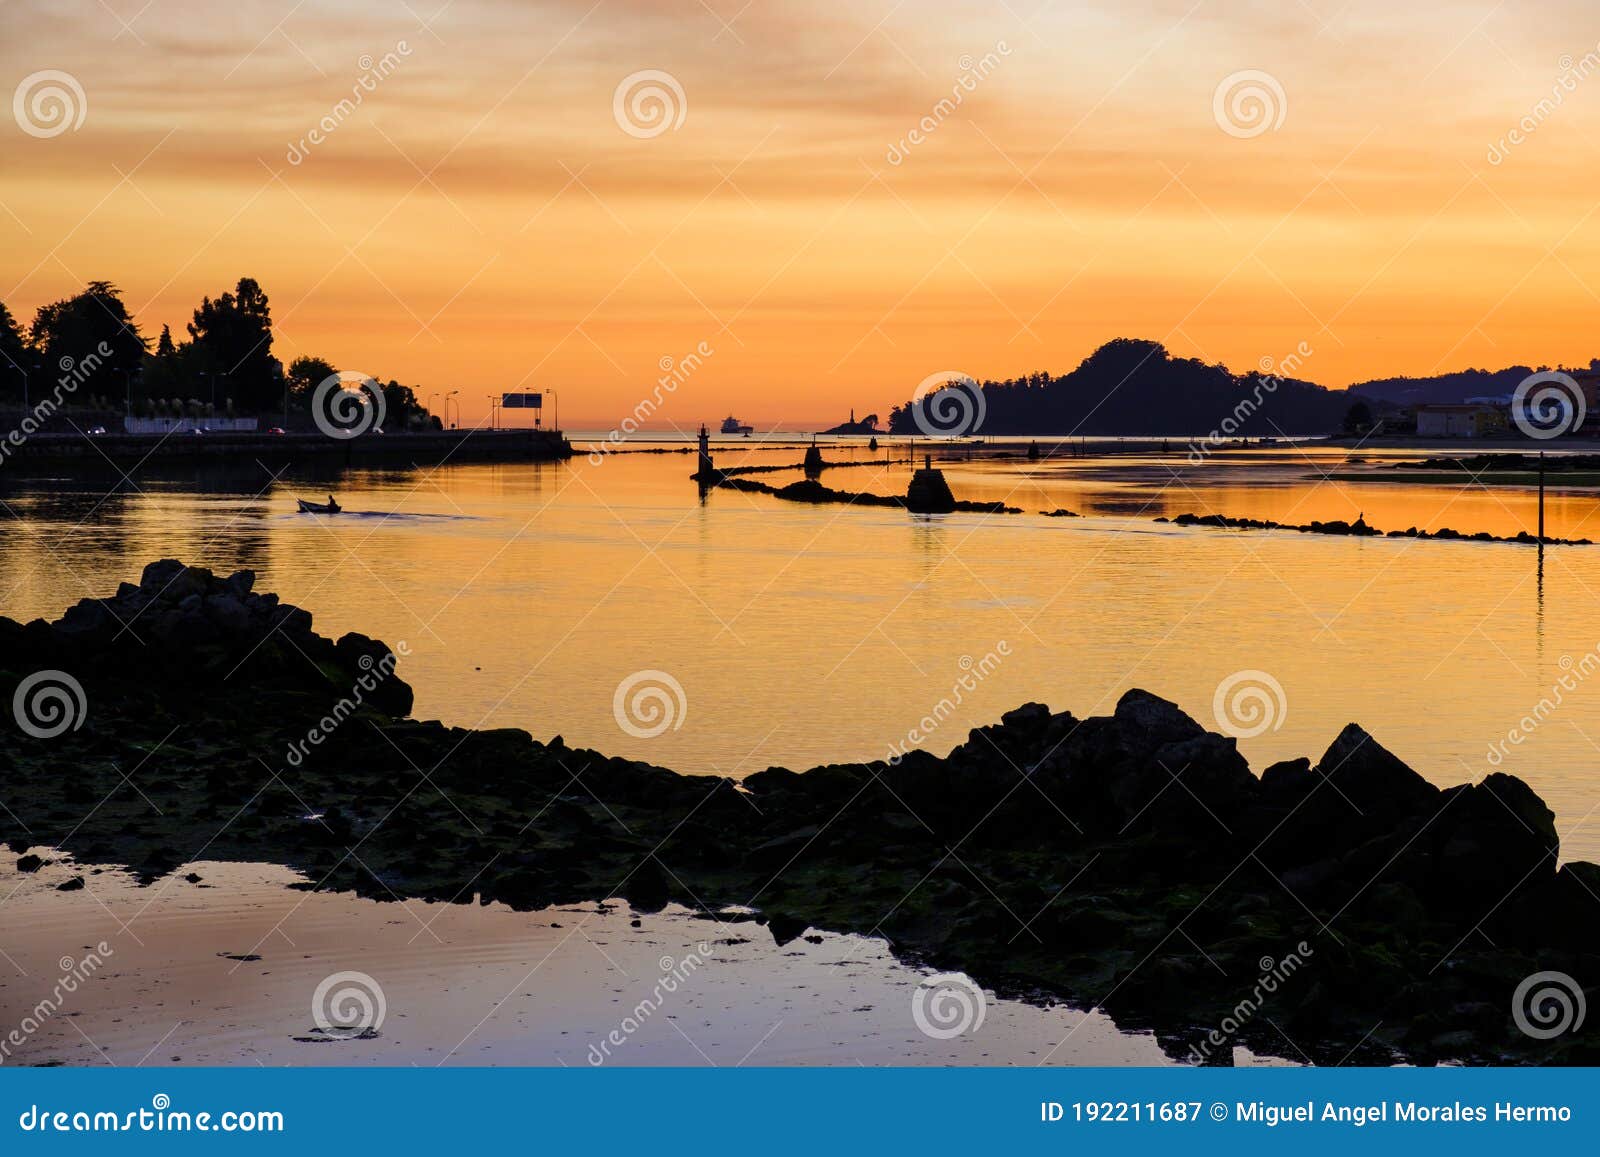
[1156,511,1592,546]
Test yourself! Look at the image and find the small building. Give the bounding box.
[1414,404,1506,438]
[1572,372,1600,428]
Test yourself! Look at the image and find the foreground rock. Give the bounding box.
[2,561,1597,1066]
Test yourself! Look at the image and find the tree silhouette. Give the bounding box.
[186,277,280,411]
[136,323,185,407]
[887,338,1347,436]
[0,300,29,401]
[28,281,147,398]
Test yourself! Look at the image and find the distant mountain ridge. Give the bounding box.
[886,338,1343,437]
[884,339,1600,436]
[1346,365,1591,406]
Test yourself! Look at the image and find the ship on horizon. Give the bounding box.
[721,415,754,436]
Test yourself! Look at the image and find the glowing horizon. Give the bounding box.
[6,0,1600,426]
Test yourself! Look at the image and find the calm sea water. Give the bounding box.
[3,442,1598,864]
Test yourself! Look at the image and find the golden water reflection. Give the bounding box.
[3,445,1598,862]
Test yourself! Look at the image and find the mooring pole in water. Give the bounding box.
[1539,450,1546,545]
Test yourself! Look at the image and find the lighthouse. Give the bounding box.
[695,423,715,481]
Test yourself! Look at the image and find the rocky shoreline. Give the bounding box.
[3,561,1597,1065]
[1157,511,1593,546]
[709,473,1021,515]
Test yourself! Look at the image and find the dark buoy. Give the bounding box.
[803,438,825,476]
[868,435,879,451]
[1027,440,1041,461]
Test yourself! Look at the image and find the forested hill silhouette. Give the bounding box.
[1348,365,1554,406]
[885,338,1345,436]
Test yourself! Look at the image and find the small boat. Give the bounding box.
[296,498,341,514]
[720,415,754,435]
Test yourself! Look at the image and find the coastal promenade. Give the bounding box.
[2,426,572,466]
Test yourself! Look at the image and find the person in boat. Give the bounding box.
[327,495,340,513]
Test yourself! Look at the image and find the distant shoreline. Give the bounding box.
[1,427,572,466]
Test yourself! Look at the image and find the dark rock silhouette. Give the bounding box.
[1157,511,1592,546]
[712,471,1019,515]
[3,564,1597,1066]
[904,463,956,513]
[819,411,880,435]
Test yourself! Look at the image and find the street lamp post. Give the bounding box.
[447,390,460,429]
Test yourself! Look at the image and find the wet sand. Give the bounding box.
[0,855,1286,1067]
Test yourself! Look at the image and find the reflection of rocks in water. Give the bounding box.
[4,560,1599,1067]
[291,1027,381,1044]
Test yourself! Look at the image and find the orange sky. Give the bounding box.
[5,0,1600,427]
